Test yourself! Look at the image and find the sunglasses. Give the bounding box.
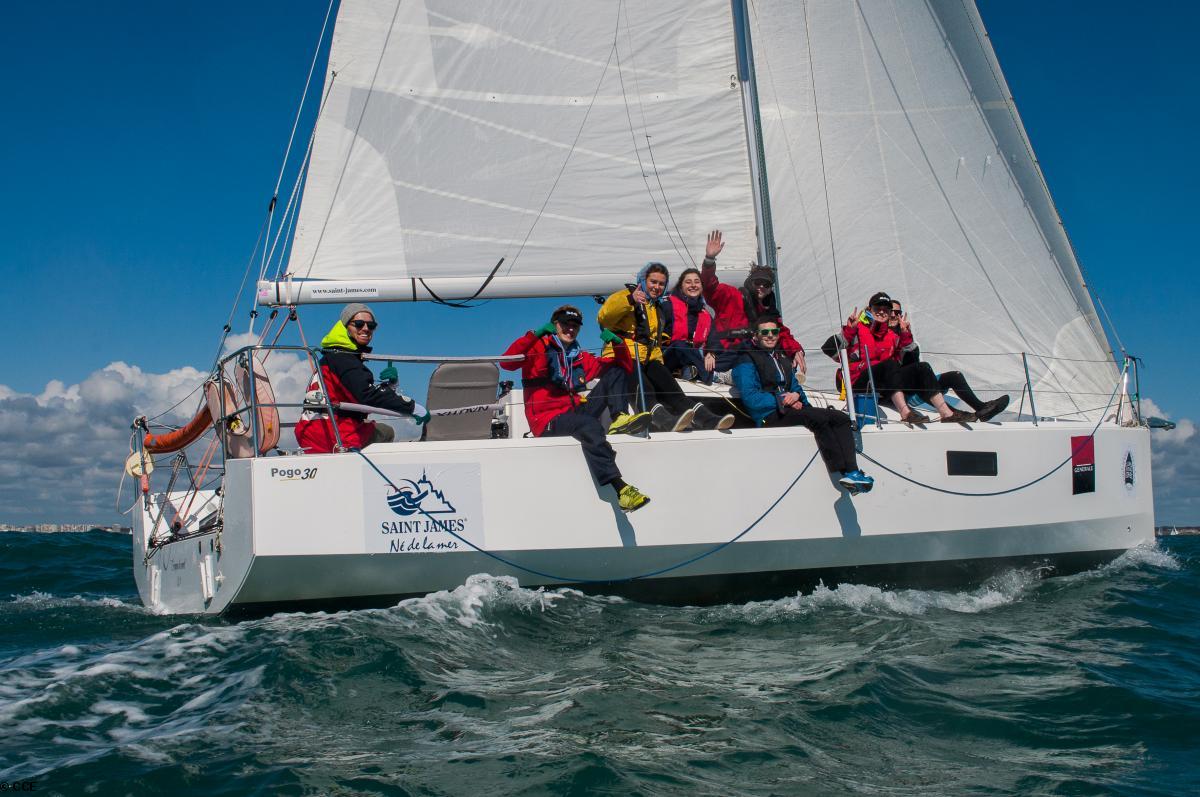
[870,306,893,315]
[757,328,781,337]
[557,322,581,331]
[348,320,378,331]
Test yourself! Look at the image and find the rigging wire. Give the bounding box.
[617,0,695,267]
[500,9,625,280]
[852,0,1083,415]
[954,0,1126,362]
[800,0,845,318]
[259,0,337,282]
[613,0,692,270]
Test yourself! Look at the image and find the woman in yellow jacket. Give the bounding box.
[597,263,734,432]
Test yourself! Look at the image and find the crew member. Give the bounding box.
[296,303,428,453]
[733,317,874,493]
[835,293,974,424]
[699,230,806,379]
[501,305,651,512]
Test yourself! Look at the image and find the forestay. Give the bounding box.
[749,0,1120,419]
[270,0,758,303]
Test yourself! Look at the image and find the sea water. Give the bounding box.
[1,531,1197,796]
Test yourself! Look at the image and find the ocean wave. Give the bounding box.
[709,568,1041,624]
[5,591,148,612]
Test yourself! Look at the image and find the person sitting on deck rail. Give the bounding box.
[597,263,733,432]
[830,292,974,425]
[295,303,429,454]
[885,298,1010,422]
[733,316,873,494]
[659,267,717,385]
[501,305,651,513]
[699,230,807,382]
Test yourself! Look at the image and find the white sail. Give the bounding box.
[274,0,759,301]
[748,0,1120,419]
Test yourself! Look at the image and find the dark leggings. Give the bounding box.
[544,408,620,486]
[764,405,859,473]
[936,371,985,412]
[854,360,941,405]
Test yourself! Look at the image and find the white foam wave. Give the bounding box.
[724,570,1040,623]
[1107,541,1181,571]
[390,574,587,628]
[6,591,147,612]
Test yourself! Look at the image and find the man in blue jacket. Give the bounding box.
[733,316,874,494]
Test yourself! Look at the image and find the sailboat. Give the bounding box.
[129,0,1155,615]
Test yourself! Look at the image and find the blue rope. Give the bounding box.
[354,449,819,584]
[858,364,1125,498]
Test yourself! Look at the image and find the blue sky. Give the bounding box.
[0,1,1196,522]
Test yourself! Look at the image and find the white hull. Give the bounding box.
[132,414,1154,616]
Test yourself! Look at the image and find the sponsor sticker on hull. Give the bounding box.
[362,463,483,554]
[1071,435,1095,495]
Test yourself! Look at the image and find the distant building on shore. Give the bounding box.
[0,523,130,533]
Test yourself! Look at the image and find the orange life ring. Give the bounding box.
[143,404,214,454]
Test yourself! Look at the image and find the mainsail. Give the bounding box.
[267,0,759,303]
[748,0,1121,419]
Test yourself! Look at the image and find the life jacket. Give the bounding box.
[294,366,376,453]
[743,347,793,395]
[665,294,712,348]
[840,320,911,386]
[501,330,611,436]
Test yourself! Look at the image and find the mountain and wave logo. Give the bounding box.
[386,471,458,517]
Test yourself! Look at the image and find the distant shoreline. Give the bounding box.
[0,525,130,534]
[1156,526,1200,537]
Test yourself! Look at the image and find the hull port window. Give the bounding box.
[947,451,998,477]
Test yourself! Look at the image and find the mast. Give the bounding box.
[731,0,776,272]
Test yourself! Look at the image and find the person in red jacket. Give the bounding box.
[295,303,429,453]
[501,305,650,512]
[699,230,806,380]
[660,267,716,384]
[837,292,973,425]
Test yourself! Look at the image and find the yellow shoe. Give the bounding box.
[608,411,652,436]
[618,484,651,512]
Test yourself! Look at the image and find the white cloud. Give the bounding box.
[1142,398,1199,524]
[0,348,313,525]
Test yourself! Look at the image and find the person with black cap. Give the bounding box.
[501,305,651,512]
[699,230,806,379]
[836,293,974,425]
[886,298,1010,422]
[295,303,429,453]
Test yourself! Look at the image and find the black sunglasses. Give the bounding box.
[348,320,378,331]
[757,328,780,337]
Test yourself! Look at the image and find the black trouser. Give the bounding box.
[544,408,621,486]
[764,405,859,473]
[854,360,941,405]
[586,367,631,421]
[663,343,713,384]
[619,359,691,415]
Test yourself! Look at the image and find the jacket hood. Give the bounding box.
[321,321,358,351]
[637,262,670,305]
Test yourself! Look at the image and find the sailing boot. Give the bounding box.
[974,395,1010,423]
[649,403,675,432]
[608,411,652,436]
[692,403,736,431]
[671,403,701,432]
[618,484,651,513]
